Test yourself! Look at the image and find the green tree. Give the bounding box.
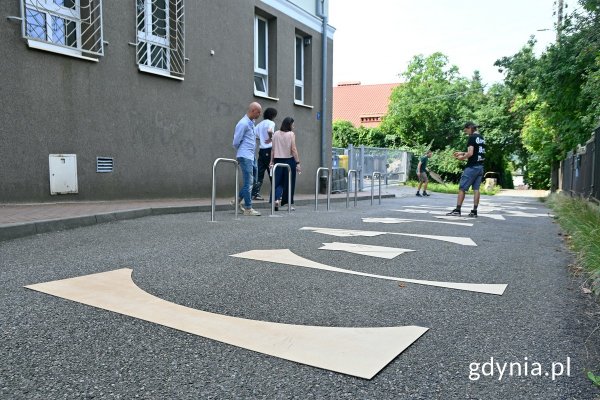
[495,0,600,188]
[332,120,358,148]
[381,53,472,150]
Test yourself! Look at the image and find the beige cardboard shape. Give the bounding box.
[363,217,473,227]
[232,249,506,295]
[434,214,506,221]
[25,269,428,379]
[301,227,477,246]
[395,209,506,220]
[319,242,415,259]
[503,211,554,218]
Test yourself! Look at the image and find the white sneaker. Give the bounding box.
[243,208,261,216]
[230,199,246,211]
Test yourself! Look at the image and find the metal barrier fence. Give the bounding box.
[211,157,388,221]
[559,126,600,202]
[370,172,382,205]
[315,167,331,211]
[332,145,412,191]
[346,169,358,208]
[270,163,292,216]
[211,158,239,222]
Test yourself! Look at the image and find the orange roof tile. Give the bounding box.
[333,82,400,127]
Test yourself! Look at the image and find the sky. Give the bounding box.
[329,0,564,86]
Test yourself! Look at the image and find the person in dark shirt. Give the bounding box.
[446,121,485,217]
[416,151,432,197]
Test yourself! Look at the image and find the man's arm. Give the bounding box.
[453,145,474,161]
[232,122,244,149]
[416,160,423,174]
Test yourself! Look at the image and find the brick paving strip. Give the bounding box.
[0,191,396,242]
[0,188,546,242]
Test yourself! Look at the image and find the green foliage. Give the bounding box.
[332,120,359,148]
[588,371,600,387]
[332,121,389,148]
[381,52,523,187]
[335,2,599,191]
[547,193,600,277]
[495,1,600,187]
[534,5,600,144]
[381,53,474,150]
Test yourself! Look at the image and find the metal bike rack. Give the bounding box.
[315,167,331,211]
[346,169,358,208]
[270,163,292,216]
[371,172,382,205]
[211,158,239,222]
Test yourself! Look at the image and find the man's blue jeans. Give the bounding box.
[237,157,254,208]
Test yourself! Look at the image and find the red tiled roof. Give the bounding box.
[332,82,400,127]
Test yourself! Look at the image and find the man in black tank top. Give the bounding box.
[446,121,485,217]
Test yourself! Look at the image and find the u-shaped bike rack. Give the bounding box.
[315,167,331,211]
[346,169,358,208]
[211,158,239,222]
[270,163,292,216]
[371,172,382,205]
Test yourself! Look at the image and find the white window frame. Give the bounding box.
[137,0,171,76]
[22,0,102,61]
[254,15,269,96]
[294,35,305,105]
[135,0,185,80]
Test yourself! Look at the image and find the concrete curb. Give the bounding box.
[0,194,395,242]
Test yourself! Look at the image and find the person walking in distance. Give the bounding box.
[270,117,301,211]
[232,102,262,216]
[416,150,432,197]
[251,108,277,201]
[446,122,485,217]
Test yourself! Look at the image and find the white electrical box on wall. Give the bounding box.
[49,154,78,195]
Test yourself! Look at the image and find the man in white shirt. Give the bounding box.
[252,108,278,200]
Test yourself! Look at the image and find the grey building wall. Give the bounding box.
[0,1,333,202]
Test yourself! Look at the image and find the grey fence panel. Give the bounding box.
[332,146,411,189]
[559,126,599,202]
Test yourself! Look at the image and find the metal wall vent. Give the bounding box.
[96,157,114,173]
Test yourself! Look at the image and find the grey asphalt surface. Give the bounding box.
[1,187,599,399]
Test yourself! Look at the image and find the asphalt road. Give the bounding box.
[1,188,599,399]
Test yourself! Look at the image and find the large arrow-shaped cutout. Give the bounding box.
[26,269,428,379]
[231,249,506,295]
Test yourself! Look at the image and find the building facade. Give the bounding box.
[0,0,334,202]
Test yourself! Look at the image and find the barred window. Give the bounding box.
[136,0,185,80]
[22,0,104,60]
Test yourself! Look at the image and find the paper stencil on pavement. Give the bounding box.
[232,249,506,295]
[395,209,506,220]
[25,269,428,380]
[363,217,473,227]
[319,242,415,259]
[301,227,477,246]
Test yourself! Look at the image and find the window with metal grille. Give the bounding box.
[96,157,113,173]
[22,0,104,60]
[136,0,185,80]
